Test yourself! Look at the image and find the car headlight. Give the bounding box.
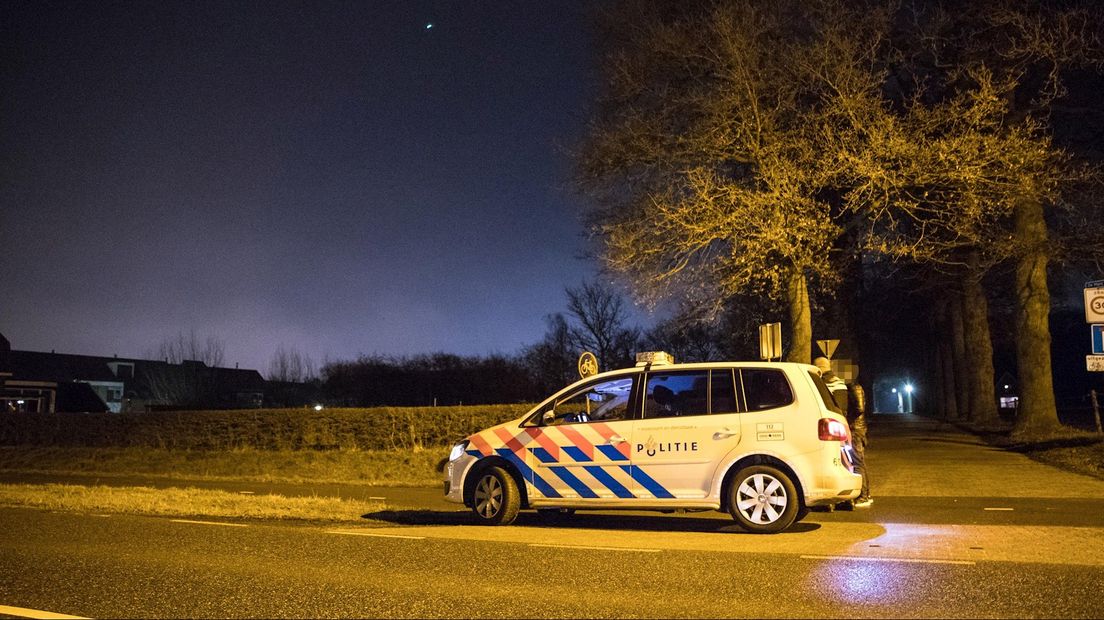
[449,440,470,462]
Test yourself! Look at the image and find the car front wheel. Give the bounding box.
[471,466,520,525]
[727,465,799,534]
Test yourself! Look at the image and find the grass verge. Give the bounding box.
[954,421,1104,480]
[0,446,447,486]
[1001,430,1104,480]
[0,483,388,522]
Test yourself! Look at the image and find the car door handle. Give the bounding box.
[608,435,627,445]
[713,428,738,440]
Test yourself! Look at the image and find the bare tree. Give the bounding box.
[847,1,1104,435]
[139,362,195,408]
[565,280,640,371]
[267,346,317,383]
[152,330,226,367]
[643,314,722,363]
[576,0,893,363]
[522,313,578,393]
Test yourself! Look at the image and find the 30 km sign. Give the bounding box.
[1086,279,1104,323]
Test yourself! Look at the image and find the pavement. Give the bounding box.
[863,412,1104,499]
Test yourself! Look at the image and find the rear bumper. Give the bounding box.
[802,445,862,505]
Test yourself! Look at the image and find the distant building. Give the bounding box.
[0,333,267,412]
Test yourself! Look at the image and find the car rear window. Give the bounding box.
[808,370,842,414]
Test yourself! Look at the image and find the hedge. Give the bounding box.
[0,404,535,451]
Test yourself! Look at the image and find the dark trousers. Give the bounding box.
[851,432,870,499]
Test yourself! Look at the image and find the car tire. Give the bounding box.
[727,465,799,534]
[471,466,520,526]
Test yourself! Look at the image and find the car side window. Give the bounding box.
[740,369,794,411]
[644,371,710,419]
[548,376,634,424]
[711,369,739,413]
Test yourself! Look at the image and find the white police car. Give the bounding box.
[443,352,861,533]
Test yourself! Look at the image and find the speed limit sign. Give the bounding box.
[1086,281,1104,323]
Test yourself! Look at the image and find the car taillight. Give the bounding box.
[818,418,849,442]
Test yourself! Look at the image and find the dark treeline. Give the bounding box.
[323,353,540,407]
[316,280,768,407]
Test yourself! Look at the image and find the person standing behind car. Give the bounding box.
[814,356,866,511]
[814,357,848,414]
[845,368,872,508]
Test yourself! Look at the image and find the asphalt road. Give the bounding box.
[2,414,1103,618]
[1,507,1102,619]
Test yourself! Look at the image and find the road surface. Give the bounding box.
[1,414,1101,618]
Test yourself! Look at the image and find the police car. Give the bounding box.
[443,352,861,533]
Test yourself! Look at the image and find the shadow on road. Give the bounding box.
[363,509,822,534]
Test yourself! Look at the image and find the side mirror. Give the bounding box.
[542,410,556,425]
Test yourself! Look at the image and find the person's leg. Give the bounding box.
[853,433,872,506]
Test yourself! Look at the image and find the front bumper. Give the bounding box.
[443,454,477,505]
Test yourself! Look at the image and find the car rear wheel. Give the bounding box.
[471,466,520,525]
[727,465,798,534]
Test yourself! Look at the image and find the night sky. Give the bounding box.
[1,1,632,373]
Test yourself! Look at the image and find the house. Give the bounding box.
[0,333,267,412]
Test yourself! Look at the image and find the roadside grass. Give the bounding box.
[0,483,388,522]
[1023,442,1104,479]
[956,421,1104,480]
[1001,428,1104,480]
[0,446,448,487]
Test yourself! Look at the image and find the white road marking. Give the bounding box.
[170,519,248,528]
[326,530,425,540]
[238,491,255,495]
[529,543,660,553]
[983,507,1014,511]
[0,604,88,619]
[368,496,386,500]
[801,554,975,566]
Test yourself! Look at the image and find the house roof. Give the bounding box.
[4,349,266,393]
[5,350,120,382]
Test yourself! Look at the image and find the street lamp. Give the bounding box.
[904,383,914,413]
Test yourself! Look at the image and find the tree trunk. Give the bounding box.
[935,297,957,421]
[961,265,1000,427]
[784,269,812,364]
[949,293,971,420]
[1012,197,1061,436]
